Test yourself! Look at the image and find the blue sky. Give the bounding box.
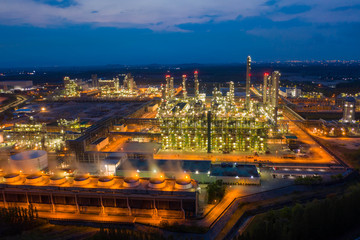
[0,0,360,67]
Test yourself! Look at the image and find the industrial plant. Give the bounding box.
[157,56,283,153]
[0,56,351,238]
[0,172,198,219]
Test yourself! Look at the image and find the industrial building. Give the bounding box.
[0,173,199,218]
[115,159,260,185]
[0,81,33,91]
[62,74,159,100]
[157,56,281,153]
[341,97,356,123]
[279,87,302,98]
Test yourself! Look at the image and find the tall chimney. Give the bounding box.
[245,56,251,110]
[194,71,199,97]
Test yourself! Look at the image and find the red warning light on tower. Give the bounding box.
[182,75,187,78]
[194,71,198,74]
[165,75,170,78]
[264,73,269,76]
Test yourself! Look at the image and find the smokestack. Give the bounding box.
[194,71,199,97]
[245,56,251,110]
[182,75,187,99]
[263,73,269,105]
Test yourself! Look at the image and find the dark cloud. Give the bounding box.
[278,5,312,14]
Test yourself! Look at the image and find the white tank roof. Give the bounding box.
[9,150,48,172]
[10,150,47,161]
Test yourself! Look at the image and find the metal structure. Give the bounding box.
[157,57,275,153]
[341,97,356,123]
[194,71,199,98]
[262,71,281,126]
[245,56,251,110]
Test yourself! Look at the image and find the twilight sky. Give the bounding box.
[0,0,360,67]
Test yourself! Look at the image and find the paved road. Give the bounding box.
[0,94,27,113]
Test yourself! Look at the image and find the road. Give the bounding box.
[154,147,336,165]
[196,171,292,227]
[0,94,28,113]
[284,115,337,164]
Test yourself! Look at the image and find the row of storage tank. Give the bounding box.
[2,173,194,190]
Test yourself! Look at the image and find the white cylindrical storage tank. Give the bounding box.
[9,150,48,172]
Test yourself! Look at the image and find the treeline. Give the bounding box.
[0,205,45,236]
[345,148,360,168]
[294,176,322,185]
[91,228,168,240]
[160,220,208,234]
[239,183,360,240]
[206,180,226,204]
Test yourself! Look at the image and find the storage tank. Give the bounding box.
[9,150,48,172]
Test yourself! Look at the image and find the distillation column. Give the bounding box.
[229,81,235,106]
[245,56,251,110]
[170,77,174,97]
[165,75,171,99]
[194,71,199,98]
[182,74,187,99]
[271,71,281,127]
[263,73,269,105]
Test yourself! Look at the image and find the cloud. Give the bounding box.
[0,0,269,30]
[0,0,360,31]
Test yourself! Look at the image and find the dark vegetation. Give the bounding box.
[0,93,16,105]
[2,62,359,87]
[90,228,167,240]
[294,176,323,185]
[159,220,208,234]
[344,148,360,169]
[239,183,360,240]
[0,205,45,236]
[206,180,226,204]
[316,138,360,170]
